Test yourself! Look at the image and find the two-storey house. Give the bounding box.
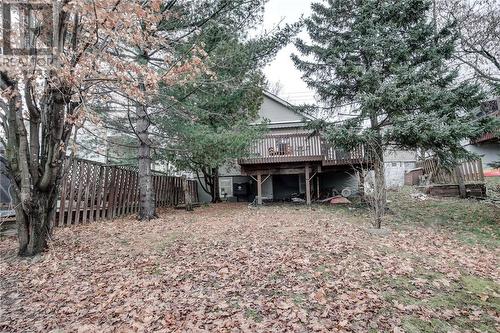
[201,91,370,204]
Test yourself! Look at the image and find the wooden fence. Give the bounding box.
[56,158,199,227]
[416,158,484,184]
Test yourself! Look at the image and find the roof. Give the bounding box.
[262,91,315,121]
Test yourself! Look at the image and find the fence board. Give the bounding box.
[82,163,92,224]
[66,160,78,225]
[57,159,71,227]
[122,170,130,216]
[55,158,199,226]
[101,166,109,220]
[416,158,484,185]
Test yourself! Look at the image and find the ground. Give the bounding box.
[0,190,499,332]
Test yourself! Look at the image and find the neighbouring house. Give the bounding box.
[0,147,13,206]
[73,124,189,177]
[384,148,418,189]
[199,91,374,204]
[463,98,500,177]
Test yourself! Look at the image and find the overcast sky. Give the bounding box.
[261,0,315,104]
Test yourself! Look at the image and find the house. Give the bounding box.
[383,148,418,189]
[203,91,371,204]
[463,98,500,177]
[0,147,13,206]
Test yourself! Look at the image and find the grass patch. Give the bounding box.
[462,275,498,295]
[402,317,454,333]
[292,293,306,305]
[244,307,263,323]
[382,275,419,305]
[150,265,163,275]
[116,238,130,246]
[388,187,499,247]
[384,272,499,332]
[424,275,500,311]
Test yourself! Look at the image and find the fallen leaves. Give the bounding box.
[0,203,498,332]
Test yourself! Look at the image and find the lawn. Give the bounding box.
[1,191,498,332]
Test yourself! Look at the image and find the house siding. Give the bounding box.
[257,93,304,124]
[464,141,499,175]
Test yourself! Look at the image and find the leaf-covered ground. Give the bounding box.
[1,192,499,332]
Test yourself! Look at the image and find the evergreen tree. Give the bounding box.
[157,23,296,203]
[293,0,496,227]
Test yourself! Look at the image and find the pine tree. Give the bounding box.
[157,23,296,203]
[293,0,496,227]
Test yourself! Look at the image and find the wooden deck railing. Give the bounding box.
[471,132,497,144]
[238,133,368,166]
[239,133,324,164]
[323,145,367,166]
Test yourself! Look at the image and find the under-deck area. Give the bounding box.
[237,132,370,205]
[240,162,366,205]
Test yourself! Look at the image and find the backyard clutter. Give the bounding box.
[1,196,498,332]
[410,192,429,201]
[329,196,352,205]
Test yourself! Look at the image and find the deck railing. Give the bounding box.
[239,133,324,164]
[239,133,368,166]
[323,145,367,166]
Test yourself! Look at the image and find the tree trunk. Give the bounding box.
[15,190,58,256]
[200,167,222,203]
[211,167,221,203]
[136,102,157,220]
[369,113,387,229]
[1,74,73,256]
[372,143,386,229]
[182,176,193,211]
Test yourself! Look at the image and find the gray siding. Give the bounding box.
[257,95,304,123]
[464,142,499,170]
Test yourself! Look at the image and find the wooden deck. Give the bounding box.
[238,133,368,166]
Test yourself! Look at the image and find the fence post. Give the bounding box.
[477,160,485,182]
[455,166,466,198]
[182,176,193,211]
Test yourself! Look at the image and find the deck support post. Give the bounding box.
[358,170,365,199]
[316,173,320,199]
[305,166,311,205]
[257,173,262,205]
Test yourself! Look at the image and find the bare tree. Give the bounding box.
[438,0,500,92]
[0,0,209,255]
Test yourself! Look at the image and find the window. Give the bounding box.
[219,178,233,198]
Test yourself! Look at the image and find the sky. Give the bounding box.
[260,0,315,104]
